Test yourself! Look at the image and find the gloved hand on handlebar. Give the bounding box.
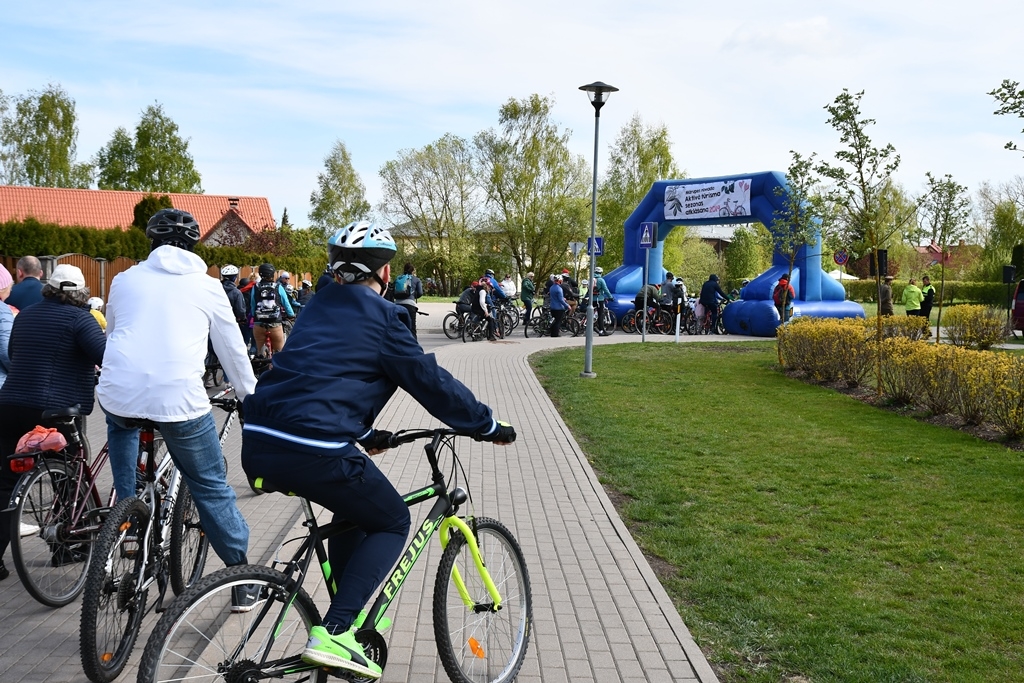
[358,429,393,454]
[476,421,516,444]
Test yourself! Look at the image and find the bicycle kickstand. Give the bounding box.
[154,571,171,613]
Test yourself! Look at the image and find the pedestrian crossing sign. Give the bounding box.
[639,222,656,249]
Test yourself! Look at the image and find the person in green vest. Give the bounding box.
[902,278,924,317]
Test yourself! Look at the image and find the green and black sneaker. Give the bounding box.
[302,626,382,679]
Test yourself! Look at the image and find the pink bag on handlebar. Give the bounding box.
[15,426,68,454]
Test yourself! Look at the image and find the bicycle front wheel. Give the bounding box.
[169,483,209,595]
[137,565,326,683]
[443,312,462,340]
[80,496,149,683]
[433,517,532,683]
[10,457,95,607]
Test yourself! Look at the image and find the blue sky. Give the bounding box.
[2,1,1022,228]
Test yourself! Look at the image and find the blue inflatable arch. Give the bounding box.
[603,171,864,337]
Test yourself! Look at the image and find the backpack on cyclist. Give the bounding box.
[394,273,412,298]
[253,281,282,324]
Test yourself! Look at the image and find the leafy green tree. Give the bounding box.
[474,94,590,280]
[597,113,682,269]
[663,227,723,293]
[132,194,173,230]
[280,208,292,230]
[772,152,830,317]
[817,90,915,295]
[308,140,372,241]
[0,83,92,188]
[989,79,1024,156]
[95,127,136,190]
[379,134,479,295]
[917,172,972,341]
[725,223,772,284]
[95,103,202,193]
[817,90,913,255]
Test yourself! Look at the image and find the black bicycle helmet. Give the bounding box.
[146,209,201,251]
[258,263,275,280]
[327,221,397,286]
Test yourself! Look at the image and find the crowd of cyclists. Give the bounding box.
[0,214,515,680]
[449,266,739,339]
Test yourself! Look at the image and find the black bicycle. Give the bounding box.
[138,428,533,683]
[79,395,240,683]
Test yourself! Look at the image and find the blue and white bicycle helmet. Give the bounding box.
[327,220,397,285]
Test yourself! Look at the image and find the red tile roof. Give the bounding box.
[0,185,276,238]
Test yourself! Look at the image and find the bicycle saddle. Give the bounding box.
[123,417,159,430]
[41,405,81,420]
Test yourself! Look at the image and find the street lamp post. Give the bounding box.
[579,81,618,379]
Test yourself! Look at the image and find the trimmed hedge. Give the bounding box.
[843,279,1011,306]
[778,314,1024,438]
[0,219,324,277]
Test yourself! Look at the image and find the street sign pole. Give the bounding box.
[638,222,656,343]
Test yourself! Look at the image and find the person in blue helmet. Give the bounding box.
[240,220,516,679]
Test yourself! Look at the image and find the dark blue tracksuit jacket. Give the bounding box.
[242,282,495,452]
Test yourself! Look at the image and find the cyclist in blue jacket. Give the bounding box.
[241,220,515,679]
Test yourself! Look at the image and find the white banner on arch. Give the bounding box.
[664,178,751,220]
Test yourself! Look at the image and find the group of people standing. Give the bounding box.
[880,275,936,331]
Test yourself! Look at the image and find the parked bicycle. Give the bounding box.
[79,395,241,683]
[442,305,470,340]
[525,305,579,337]
[137,427,533,683]
[5,409,138,608]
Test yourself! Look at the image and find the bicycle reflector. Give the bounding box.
[468,637,486,659]
[8,455,36,473]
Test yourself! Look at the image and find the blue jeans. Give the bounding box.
[104,408,249,567]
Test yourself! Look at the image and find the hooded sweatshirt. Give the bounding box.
[902,283,924,312]
[97,245,257,421]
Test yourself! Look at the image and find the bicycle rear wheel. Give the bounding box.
[169,483,209,595]
[443,312,463,340]
[433,517,532,683]
[80,496,149,683]
[621,311,637,334]
[137,565,327,683]
[10,456,95,607]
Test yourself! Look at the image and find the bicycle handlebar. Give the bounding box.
[385,427,461,448]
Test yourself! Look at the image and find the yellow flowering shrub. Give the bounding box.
[779,316,1024,437]
[878,337,921,404]
[988,354,1024,437]
[942,305,1008,350]
[910,344,958,415]
[877,315,929,341]
[948,347,1002,425]
[777,317,873,386]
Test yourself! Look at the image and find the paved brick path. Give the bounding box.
[0,307,749,682]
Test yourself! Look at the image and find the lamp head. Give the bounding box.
[579,81,619,113]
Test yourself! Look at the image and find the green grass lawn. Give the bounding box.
[531,342,1024,683]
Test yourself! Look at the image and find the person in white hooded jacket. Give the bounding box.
[96,209,259,609]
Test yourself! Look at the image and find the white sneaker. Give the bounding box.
[19,523,40,538]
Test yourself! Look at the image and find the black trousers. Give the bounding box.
[550,308,566,337]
